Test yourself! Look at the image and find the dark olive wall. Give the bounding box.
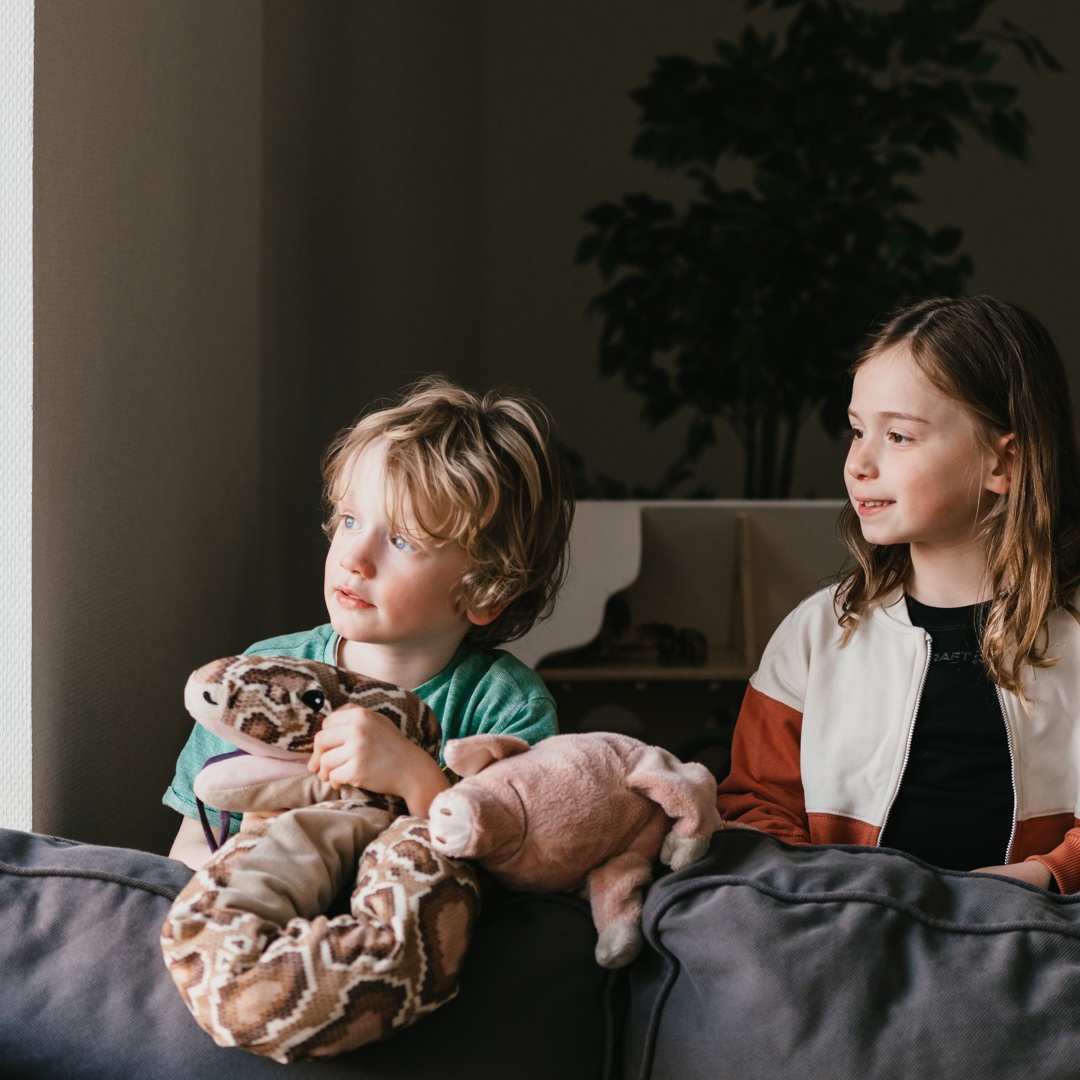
[33,0,265,852]
[31,0,1078,852]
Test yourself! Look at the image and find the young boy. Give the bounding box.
[165,377,574,869]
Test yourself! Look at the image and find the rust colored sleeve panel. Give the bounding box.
[717,683,810,844]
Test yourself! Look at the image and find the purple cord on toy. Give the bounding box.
[195,748,248,852]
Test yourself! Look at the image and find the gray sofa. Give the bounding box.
[5,826,1080,1079]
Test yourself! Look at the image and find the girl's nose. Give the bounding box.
[846,440,877,481]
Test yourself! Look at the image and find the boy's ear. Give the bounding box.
[985,433,1015,495]
[466,603,507,628]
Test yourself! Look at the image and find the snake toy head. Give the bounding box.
[185,654,441,832]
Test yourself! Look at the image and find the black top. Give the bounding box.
[878,596,1013,871]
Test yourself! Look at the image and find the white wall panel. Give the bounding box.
[0,1,34,832]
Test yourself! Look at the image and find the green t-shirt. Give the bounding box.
[162,625,558,833]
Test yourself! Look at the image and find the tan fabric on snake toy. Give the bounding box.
[160,655,481,1063]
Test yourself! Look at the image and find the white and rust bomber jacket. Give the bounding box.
[717,585,1080,893]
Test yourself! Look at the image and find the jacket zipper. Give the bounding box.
[997,686,1018,863]
[877,631,932,847]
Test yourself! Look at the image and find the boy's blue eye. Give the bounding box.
[342,515,358,530]
[392,535,417,553]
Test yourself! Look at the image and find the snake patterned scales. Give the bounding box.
[160,655,480,1062]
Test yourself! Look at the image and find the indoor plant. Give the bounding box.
[576,0,1059,498]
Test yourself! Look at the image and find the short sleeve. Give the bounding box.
[419,645,559,755]
[470,689,558,745]
[161,722,240,834]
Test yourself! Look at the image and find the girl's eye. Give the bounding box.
[847,426,864,441]
[887,431,912,445]
[392,535,417,553]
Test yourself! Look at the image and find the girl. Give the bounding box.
[717,296,1080,891]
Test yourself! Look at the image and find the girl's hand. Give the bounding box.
[309,704,450,817]
[973,861,1053,889]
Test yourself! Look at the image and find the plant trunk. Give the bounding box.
[741,408,801,499]
[776,408,801,499]
[760,411,778,499]
[741,408,757,500]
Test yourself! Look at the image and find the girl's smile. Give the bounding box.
[855,500,894,515]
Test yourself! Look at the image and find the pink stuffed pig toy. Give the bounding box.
[428,731,724,968]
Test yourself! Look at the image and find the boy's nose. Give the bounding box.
[340,537,376,578]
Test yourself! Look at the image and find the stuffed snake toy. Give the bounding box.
[160,655,480,1062]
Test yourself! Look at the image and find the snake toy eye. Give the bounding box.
[300,689,326,713]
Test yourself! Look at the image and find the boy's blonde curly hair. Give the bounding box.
[322,376,575,648]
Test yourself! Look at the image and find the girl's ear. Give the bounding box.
[467,603,507,628]
[985,433,1015,495]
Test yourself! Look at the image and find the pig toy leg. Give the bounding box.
[584,851,655,969]
[625,746,722,845]
[660,829,712,870]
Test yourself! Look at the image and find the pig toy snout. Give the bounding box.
[429,783,525,863]
[429,789,477,854]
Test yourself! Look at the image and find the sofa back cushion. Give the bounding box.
[626,829,1080,1080]
[0,828,620,1079]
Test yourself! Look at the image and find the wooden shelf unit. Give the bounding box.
[538,515,758,683]
[517,500,847,687]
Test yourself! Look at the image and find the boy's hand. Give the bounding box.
[973,861,1053,889]
[169,816,216,871]
[239,809,286,833]
[309,704,450,817]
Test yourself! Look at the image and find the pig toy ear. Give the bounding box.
[444,734,531,777]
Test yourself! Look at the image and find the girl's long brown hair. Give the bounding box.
[836,296,1080,696]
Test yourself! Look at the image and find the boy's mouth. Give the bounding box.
[335,587,374,610]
